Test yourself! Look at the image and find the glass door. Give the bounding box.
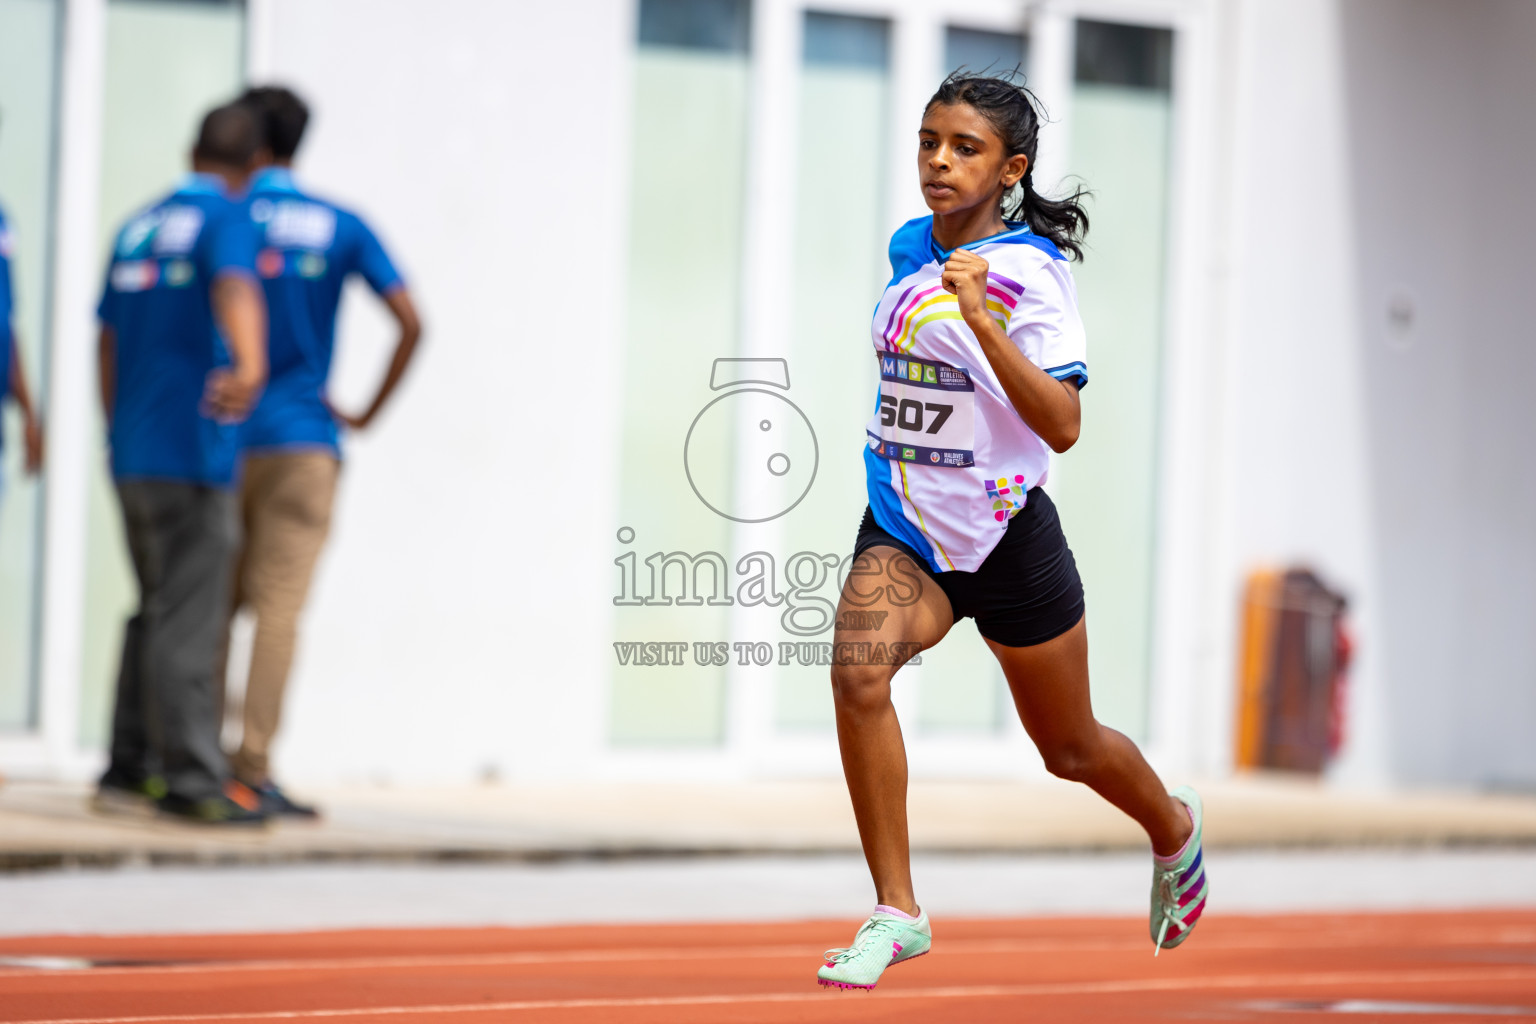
[608,0,753,745]
[0,0,63,734]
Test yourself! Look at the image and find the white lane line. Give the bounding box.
[1,927,1532,981]
[1247,998,1536,1017]
[9,966,1536,1024]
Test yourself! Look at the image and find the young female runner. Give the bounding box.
[817,74,1207,990]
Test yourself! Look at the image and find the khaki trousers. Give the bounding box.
[222,451,339,784]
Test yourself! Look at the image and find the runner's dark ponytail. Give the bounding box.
[926,72,1090,261]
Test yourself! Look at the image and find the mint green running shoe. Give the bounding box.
[1151,785,1208,956]
[817,907,932,990]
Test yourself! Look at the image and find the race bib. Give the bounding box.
[866,354,975,468]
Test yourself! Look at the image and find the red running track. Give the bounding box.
[1,911,1534,1023]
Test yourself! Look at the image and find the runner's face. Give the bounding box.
[917,103,1025,217]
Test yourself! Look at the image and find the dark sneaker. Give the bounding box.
[259,781,321,819]
[158,793,268,826]
[227,778,320,820]
[91,775,167,818]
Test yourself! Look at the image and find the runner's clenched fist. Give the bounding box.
[941,247,993,329]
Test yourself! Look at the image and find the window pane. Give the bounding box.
[79,0,246,749]
[1074,19,1172,91]
[772,12,891,731]
[803,11,889,69]
[637,0,750,53]
[0,0,62,732]
[944,26,1027,79]
[607,2,753,745]
[1047,19,1176,742]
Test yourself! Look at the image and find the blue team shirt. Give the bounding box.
[97,174,259,485]
[0,203,14,453]
[239,168,403,454]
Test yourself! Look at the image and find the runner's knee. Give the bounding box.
[830,661,894,712]
[1039,733,1105,783]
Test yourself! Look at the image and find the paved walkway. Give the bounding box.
[2,774,1534,871]
[5,849,1536,935]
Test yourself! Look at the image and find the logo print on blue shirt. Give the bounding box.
[164,260,195,287]
[267,202,336,250]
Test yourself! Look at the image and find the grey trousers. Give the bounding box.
[107,480,237,802]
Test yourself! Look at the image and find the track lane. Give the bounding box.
[1,911,1532,1024]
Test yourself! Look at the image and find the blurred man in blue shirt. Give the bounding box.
[0,198,45,499]
[95,103,269,825]
[221,86,422,818]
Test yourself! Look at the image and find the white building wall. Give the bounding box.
[1341,0,1536,789]
[250,0,635,783]
[1212,0,1536,791]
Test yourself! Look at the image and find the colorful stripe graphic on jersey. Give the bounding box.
[878,273,1023,354]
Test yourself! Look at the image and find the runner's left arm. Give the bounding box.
[942,247,1081,453]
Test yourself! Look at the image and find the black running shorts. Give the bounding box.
[852,487,1086,648]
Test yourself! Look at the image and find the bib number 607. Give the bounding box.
[880,393,953,434]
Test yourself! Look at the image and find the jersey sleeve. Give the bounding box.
[200,205,259,282]
[886,215,932,284]
[348,214,404,295]
[1007,257,1088,389]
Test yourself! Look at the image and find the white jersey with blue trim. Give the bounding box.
[863,215,1088,573]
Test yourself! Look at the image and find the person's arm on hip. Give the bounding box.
[204,272,268,423]
[331,286,422,431]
